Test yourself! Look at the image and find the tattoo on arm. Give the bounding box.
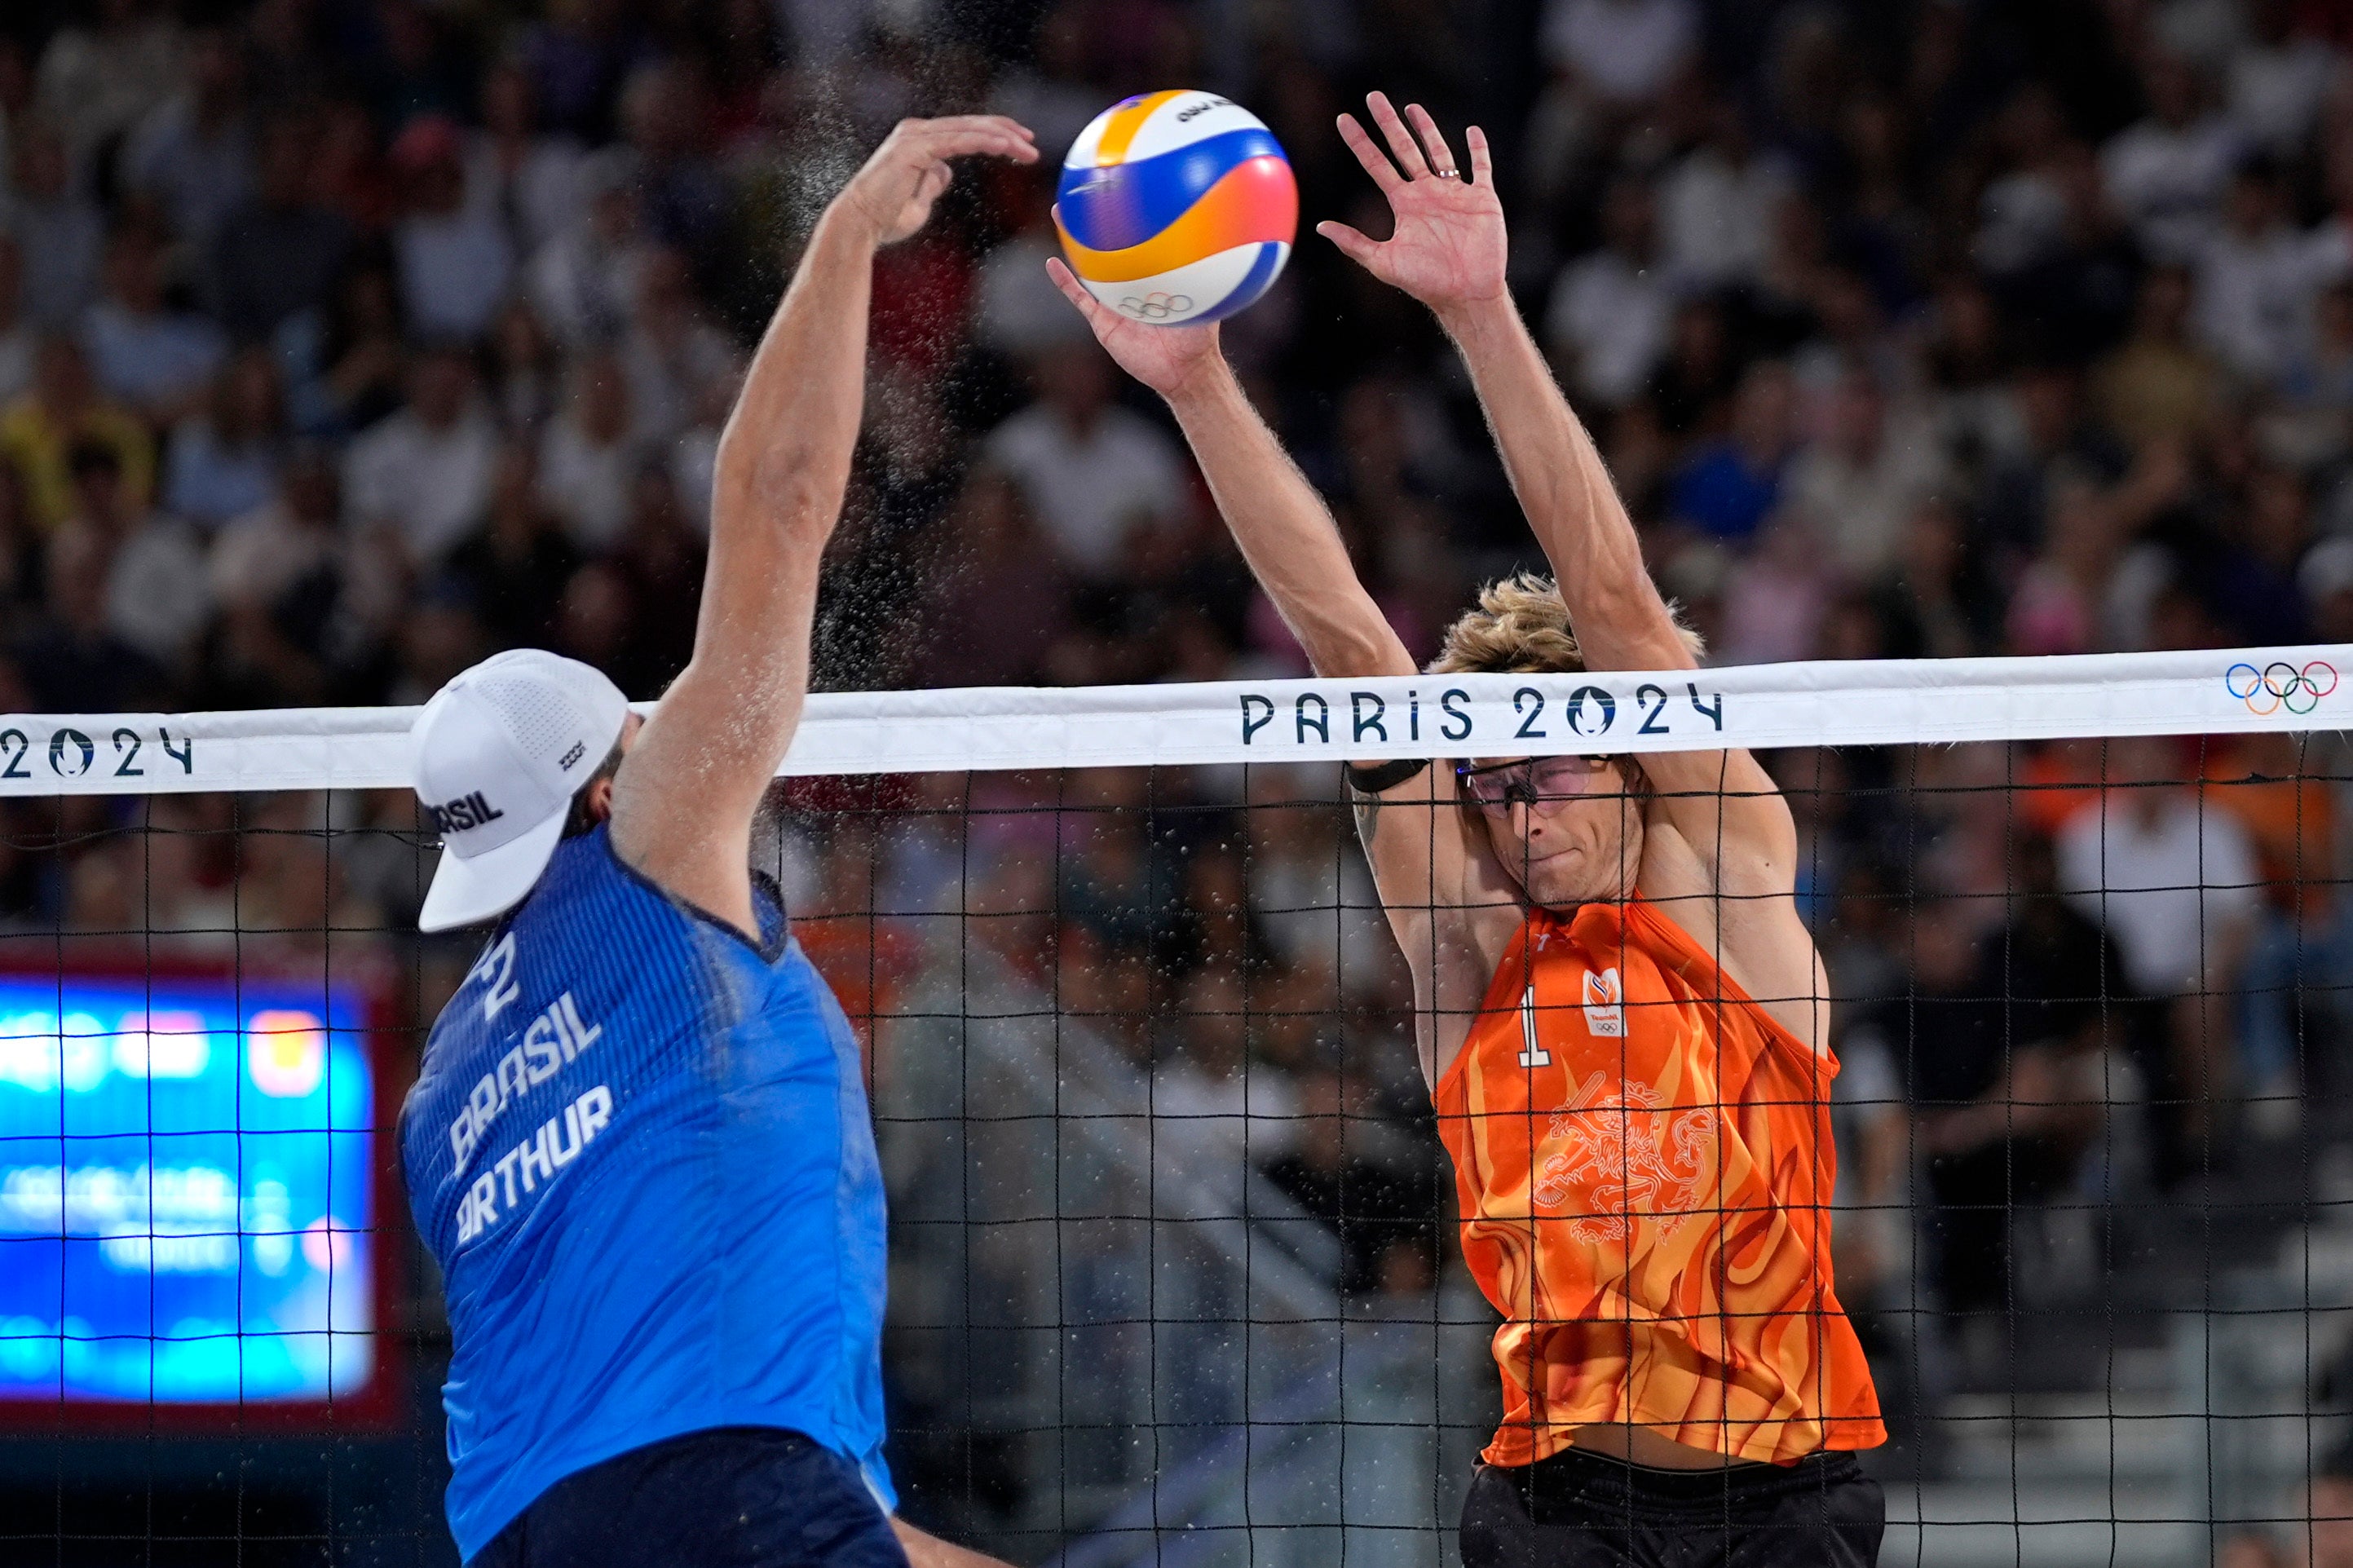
[1352,786,1380,846]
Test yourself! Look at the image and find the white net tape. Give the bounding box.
[0,646,2343,796]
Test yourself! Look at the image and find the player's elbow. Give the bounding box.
[1305,628,1400,679]
[713,447,841,539]
[1293,602,1413,679]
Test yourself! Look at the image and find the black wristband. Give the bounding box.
[1344,757,1431,793]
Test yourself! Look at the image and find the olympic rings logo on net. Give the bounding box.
[2227,660,2338,715]
[1118,293,1194,320]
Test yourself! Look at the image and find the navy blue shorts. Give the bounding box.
[1460,1448,1885,1567]
[470,1426,908,1568]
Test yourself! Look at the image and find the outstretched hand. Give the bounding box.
[837,116,1038,246]
[1044,257,1226,399]
[1319,93,1507,320]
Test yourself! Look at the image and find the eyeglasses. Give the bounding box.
[1453,755,1620,813]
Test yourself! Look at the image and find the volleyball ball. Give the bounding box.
[1054,91,1297,327]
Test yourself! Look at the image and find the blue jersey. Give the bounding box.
[400,827,894,1561]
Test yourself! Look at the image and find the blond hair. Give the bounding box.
[1428,571,1704,675]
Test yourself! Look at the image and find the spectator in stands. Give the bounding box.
[1909,850,2119,1357]
[121,24,253,253]
[206,115,351,342]
[1152,965,1300,1210]
[1783,363,1951,582]
[619,247,739,445]
[2058,735,2261,1170]
[1719,511,1833,665]
[1656,99,1793,294]
[548,555,642,692]
[2215,729,2344,1127]
[616,60,726,267]
[1540,0,1696,114]
[536,348,638,554]
[1059,776,1159,957]
[161,346,281,530]
[2277,280,2353,447]
[609,462,700,689]
[2227,0,2337,158]
[482,298,561,436]
[2194,161,2324,386]
[526,146,645,347]
[0,333,151,528]
[390,115,514,344]
[1544,174,1670,409]
[205,444,342,709]
[0,466,33,616]
[1974,85,2079,280]
[1668,358,1795,545]
[913,466,1070,688]
[307,96,395,234]
[12,516,165,713]
[463,62,582,260]
[61,439,206,673]
[1645,296,1739,439]
[984,338,1186,581]
[2102,50,2243,265]
[298,263,408,439]
[34,0,184,179]
[341,343,496,568]
[2094,263,2223,448]
[447,444,579,651]
[82,227,227,426]
[209,443,339,636]
[972,169,1088,361]
[4,117,104,330]
[1264,1062,1436,1296]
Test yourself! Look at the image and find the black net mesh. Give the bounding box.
[4,732,2349,1566]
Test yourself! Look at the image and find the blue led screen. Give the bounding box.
[0,973,375,1406]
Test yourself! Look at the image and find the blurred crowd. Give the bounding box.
[4,0,2353,1459]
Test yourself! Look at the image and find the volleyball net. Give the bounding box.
[2,644,2350,1567]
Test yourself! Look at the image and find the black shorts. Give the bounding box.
[470,1426,907,1568]
[1459,1447,1885,1568]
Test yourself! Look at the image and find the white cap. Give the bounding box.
[411,649,631,933]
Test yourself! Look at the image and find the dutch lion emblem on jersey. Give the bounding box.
[1531,1068,1717,1242]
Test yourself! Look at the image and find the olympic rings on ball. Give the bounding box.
[1118,292,1195,320]
[2227,660,2338,715]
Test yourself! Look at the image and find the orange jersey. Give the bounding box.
[1433,895,1884,1468]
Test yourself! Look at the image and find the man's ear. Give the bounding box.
[586,775,618,824]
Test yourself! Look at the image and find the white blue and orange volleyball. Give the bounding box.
[1055,91,1297,327]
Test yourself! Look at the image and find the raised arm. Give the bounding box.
[1042,262,1411,681]
[1321,95,1824,1046]
[613,117,1036,935]
[1319,96,1795,875]
[1044,263,1521,1080]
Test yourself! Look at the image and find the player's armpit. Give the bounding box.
[1638,746,1801,896]
[1636,793,1826,1053]
[1350,759,1525,1078]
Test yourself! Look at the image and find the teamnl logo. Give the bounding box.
[2227,660,2338,716]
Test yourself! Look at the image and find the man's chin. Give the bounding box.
[1512,854,1619,911]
